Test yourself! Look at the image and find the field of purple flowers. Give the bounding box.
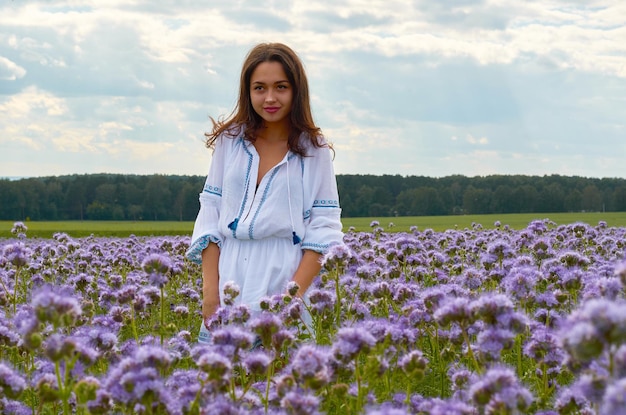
[1,219,626,414]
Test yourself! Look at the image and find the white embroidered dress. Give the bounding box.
[186,128,343,314]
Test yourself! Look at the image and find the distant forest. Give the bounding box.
[1,174,625,221]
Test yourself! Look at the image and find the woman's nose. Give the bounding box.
[265,89,276,102]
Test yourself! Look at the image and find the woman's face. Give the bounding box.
[249,61,293,128]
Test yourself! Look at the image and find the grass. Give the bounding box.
[341,211,626,232]
[1,211,625,238]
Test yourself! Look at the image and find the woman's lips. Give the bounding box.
[264,107,279,113]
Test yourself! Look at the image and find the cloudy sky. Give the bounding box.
[1,0,625,179]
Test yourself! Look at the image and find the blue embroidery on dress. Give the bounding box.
[249,166,281,239]
[303,209,311,220]
[301,242,330,253]
[186,234,221,264]
[313,199,340,208]
[203,184,222,197]
[230,138,253,239]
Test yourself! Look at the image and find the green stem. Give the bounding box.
[130,305,139,343]
[541,362,549,403]
[405,378,411,406]
[334,272,342,326]
[188,377,206,415]
[461,325,481,374]
[160,286,165,345]
[0,273,12,315]
[355,358,363,413]
[264,360,276,413]
[433,328,446,396]
[13,265,21,315]
[55,361,70,415]
[516,334,523,378]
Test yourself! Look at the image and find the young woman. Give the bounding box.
[186,43,344,341]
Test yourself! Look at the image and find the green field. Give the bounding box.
[2,211,626,238]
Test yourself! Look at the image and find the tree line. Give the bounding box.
[0,173,625,221]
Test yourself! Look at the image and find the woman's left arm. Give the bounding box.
[291,249,323,297]
[293,141,344,297]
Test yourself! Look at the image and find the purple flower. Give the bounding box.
[222,281,240,306]
[286,281,300,297]
[470,293,515,326]
[614,260,626,285]
[272,328,295,351]
[560,299,626,364]
[558,251,590,268]
[141,253,172,287]
[0,319,20,347]
[398,349,428,376]
[469,365,534,411]
[308,289,335,315]
[281,390,320,415]
[523,325,565,369]
[3,243,29,267]
[10,221,28,236]
[613,345,626,378]
[291,345,331,389]
[502,266,539,301]
[228,304,251,325]
[195,350,232,380]
[249,313,282,347]
[415,397,477,415]
[33,372,58,403]
[561,321,603,362]
[582,277,623,301]
[0,363,26,399]
[164,369,201,411]
[574,374,607,405]
[244,351,272,375]
[283,300,304,323]
[211,326,255,351]
[601,378,626,415]
[486,239,514,260]
[331,327,376,363]
[31,287,82,327]
[322,243,356,272]
[104,346,177,413]
[475,328,515,361]
[434,297,473,327]
[448,366,478,401]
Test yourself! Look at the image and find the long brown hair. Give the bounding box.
[205,43,325,156]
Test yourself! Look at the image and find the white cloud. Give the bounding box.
[0,86,67,119]
[466,134,489,145]
[0,0,624,179]
[0,56,26,80]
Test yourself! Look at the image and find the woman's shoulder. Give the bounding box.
[300,132,331,153]
[216,124,246,147]
[221,123,245,139]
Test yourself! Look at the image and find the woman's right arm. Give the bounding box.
[201,242,221,326]
[185,133,231,327]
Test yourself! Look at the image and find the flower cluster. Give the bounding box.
[0,219,624,414]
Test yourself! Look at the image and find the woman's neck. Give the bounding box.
[258,121,289,143]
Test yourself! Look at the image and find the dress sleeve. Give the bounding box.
[301,143,344,254]
[186,137,227,264]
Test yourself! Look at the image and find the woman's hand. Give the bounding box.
[291,249,323,297]
[202,290,220,326]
